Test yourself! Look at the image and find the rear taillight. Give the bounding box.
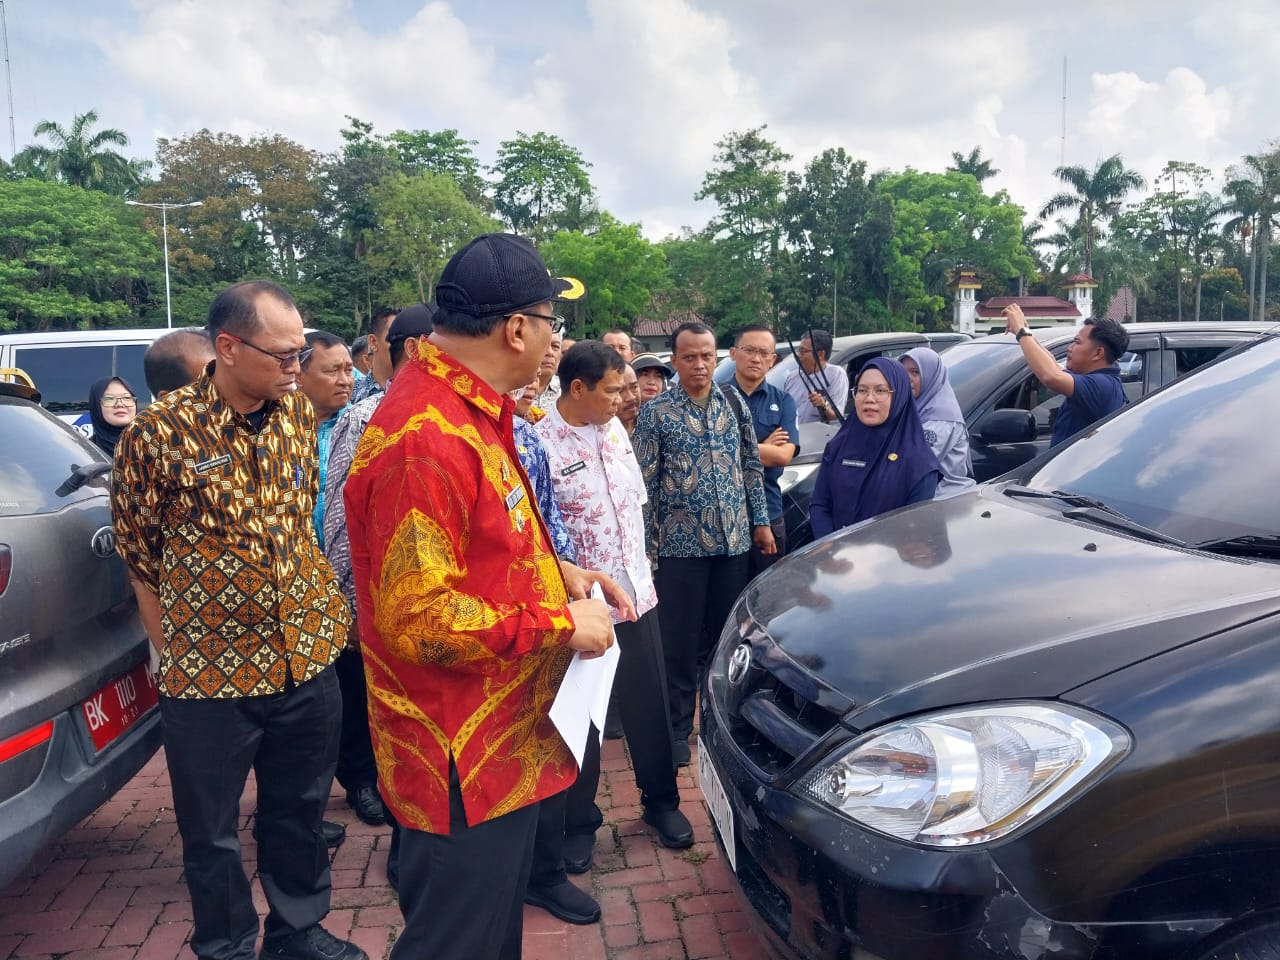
[0,721,53,764]
[0,544,10,596]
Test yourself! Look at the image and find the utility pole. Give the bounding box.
[1,0,16,160]
[1060,56,1067,168]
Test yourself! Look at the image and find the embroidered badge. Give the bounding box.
[194,454,232,474]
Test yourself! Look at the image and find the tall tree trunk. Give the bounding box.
[1258,219,1270,323]
[1247,216,1257,322]
[1194,274,1203,322]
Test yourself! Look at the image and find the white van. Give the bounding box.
[0,328,177,435]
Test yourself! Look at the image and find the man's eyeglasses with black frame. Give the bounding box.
[220,332,313,369]
[509,310,566,335]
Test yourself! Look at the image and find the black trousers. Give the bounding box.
[655,554,750,742]
[392,765,539,960]
[333,647,378,792]
[749,517,788,578]
[530,606,679,887]
[160,667,340,960]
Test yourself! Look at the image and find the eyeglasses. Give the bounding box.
[854,387,894,399]
[510,310,566,335]
[221,332,313,369]
[735,346,775,360]
[100,395,137,409]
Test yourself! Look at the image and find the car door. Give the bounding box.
[1156,332,1261,388]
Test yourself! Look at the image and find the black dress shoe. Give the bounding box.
[563,832,594,874]
[346,785,387,825]
[673,740,691,767]
[643,807,694,849]
[321,820,345,848]
[524,881,601,925]
[261,924,366,960]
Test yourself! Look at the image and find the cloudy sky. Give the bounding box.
[6,0,1278,239]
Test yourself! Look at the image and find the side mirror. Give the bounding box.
[972,409,1036,445]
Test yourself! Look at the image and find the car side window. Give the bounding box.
[1172,346,1230,378]
[993,374,1064,438]
[13,346,114,414]
[114,345,152,408]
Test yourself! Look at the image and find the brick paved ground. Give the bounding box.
[0,738,769,960]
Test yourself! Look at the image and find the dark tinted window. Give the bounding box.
[941,341,1026,412]
[114,344,152,408]
[0,397,109,517]
[14,345,114,414]
[1172,345,1231,378]
[1028,337,1280,543]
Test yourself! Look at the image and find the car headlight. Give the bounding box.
[779,462,819,495]
[795,702,1129,847]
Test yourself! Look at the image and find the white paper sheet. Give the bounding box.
[548,586,621,768]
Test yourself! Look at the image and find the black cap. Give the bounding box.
[435,233,585,319]
[387,303,436,343]
[632,353,674,378]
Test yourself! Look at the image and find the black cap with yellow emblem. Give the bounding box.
[435,233,585,324]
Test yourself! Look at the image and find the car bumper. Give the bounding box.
[699,705,1198,960]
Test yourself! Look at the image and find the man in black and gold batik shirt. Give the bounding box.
[112,281,363,960]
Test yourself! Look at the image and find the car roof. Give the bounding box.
[0,327,184,346]
[976,320,1279,348]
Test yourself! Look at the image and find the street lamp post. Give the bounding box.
[126,200,202,328]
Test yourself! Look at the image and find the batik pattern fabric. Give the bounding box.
[631,383,769,559]
[343,342,578,833]
[323,392,385,607]
[111,367,351,700]
[534,406,657,621]
[513,417,578,563]
[349,373,383,406]
[312,407,345,549]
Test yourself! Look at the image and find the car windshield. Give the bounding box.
[1025,335,1280,544]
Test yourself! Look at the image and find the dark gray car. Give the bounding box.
[0,378,160,889]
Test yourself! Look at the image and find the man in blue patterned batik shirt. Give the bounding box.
[632,321,774,766]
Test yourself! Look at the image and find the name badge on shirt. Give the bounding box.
[194,454,232,474]
[561,461,587,476]
[842,458,867,468]
[505,484,528,512]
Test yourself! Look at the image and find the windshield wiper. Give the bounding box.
[1193,534,1280,559]
[1002,484,1188,547]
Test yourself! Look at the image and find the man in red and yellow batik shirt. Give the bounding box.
[343,233,633,960]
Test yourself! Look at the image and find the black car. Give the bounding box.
[779,322,1273,549]
[699,330,1280,960]
[0,372,161,889]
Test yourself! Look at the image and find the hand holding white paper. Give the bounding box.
[549,584,621,768]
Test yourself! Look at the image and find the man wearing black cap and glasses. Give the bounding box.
[343,234,636,960]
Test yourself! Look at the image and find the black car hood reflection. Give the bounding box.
[744,485,1280,730]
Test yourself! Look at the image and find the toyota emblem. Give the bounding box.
[727,643,752,686]
[91,526,116,559]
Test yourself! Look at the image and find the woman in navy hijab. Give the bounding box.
[87,376,139,458]
[810,358,941,539]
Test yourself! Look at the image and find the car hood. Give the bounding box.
[744,485,1280,729]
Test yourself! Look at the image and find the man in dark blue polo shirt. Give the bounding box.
[1003,305,1129,447]
[727,324,799,570]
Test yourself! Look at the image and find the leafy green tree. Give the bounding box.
[1039,154,1146,275]
[492,131,594,240]
[0,179,162,330]
[387,128,488,207]
[947,147,1000,185]
[366,172,500,304]
[16,109,150,196]
[540,214,669,335]
[1222,150,1280,321]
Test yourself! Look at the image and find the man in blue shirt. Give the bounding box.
[728,324,799,571]
[1003,305,1129,447]
[298,331,353,548]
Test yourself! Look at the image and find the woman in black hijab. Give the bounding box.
[87,376,139,457]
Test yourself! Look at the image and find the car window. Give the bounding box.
[13,345,114,414]
[1027,336,1280,543]
[1172,345,1231,378]
[114,344,152,407]
[1120,351,1147,404]
[0,397,109,516]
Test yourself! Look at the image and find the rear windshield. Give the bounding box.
[0,398,110,517]
[1028,336,1280,543]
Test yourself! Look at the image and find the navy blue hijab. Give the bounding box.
[88,376,137,457]
[810,358,940,538]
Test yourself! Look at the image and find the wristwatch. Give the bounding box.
[1015,328,1031,341]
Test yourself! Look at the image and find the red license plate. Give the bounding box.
[81,661,159,752]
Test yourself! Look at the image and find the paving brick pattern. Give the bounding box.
[0,739,770,960]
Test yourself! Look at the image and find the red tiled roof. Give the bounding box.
[1064,273,1098,285]
[975,296,1081,319]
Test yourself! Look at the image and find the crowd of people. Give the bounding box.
[90,230,1132,960]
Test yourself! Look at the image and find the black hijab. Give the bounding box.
[88,376,137,457]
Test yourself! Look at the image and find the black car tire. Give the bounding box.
[1193,917,1280,960]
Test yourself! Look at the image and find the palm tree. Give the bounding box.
[1178,194,1228,322]
[948,147,999,185]
[1039,154,1147,276]
[19,109,143,195]
[1222,151,1280,322]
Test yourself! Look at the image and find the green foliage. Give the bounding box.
[0,179,162,330]
[540,215,669,336]
[16,109,150,197]
[492,131,594,241]
[947,147,1000,185]
[1039,154,1147,275]
[387,128,488,207]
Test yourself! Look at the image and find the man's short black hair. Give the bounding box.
[670,321,715,353]
[143,328,214,396]
[351,335,370,359]
[605,327,630,338]
[1083,317,1129,364]
[370,307,399,339]
[735,323,774,344]
[559,340,626,391]
[804,329,834,361]
[302,330,348,369]
[206,280,296,339]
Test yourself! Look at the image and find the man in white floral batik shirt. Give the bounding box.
[534,340,694,858]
